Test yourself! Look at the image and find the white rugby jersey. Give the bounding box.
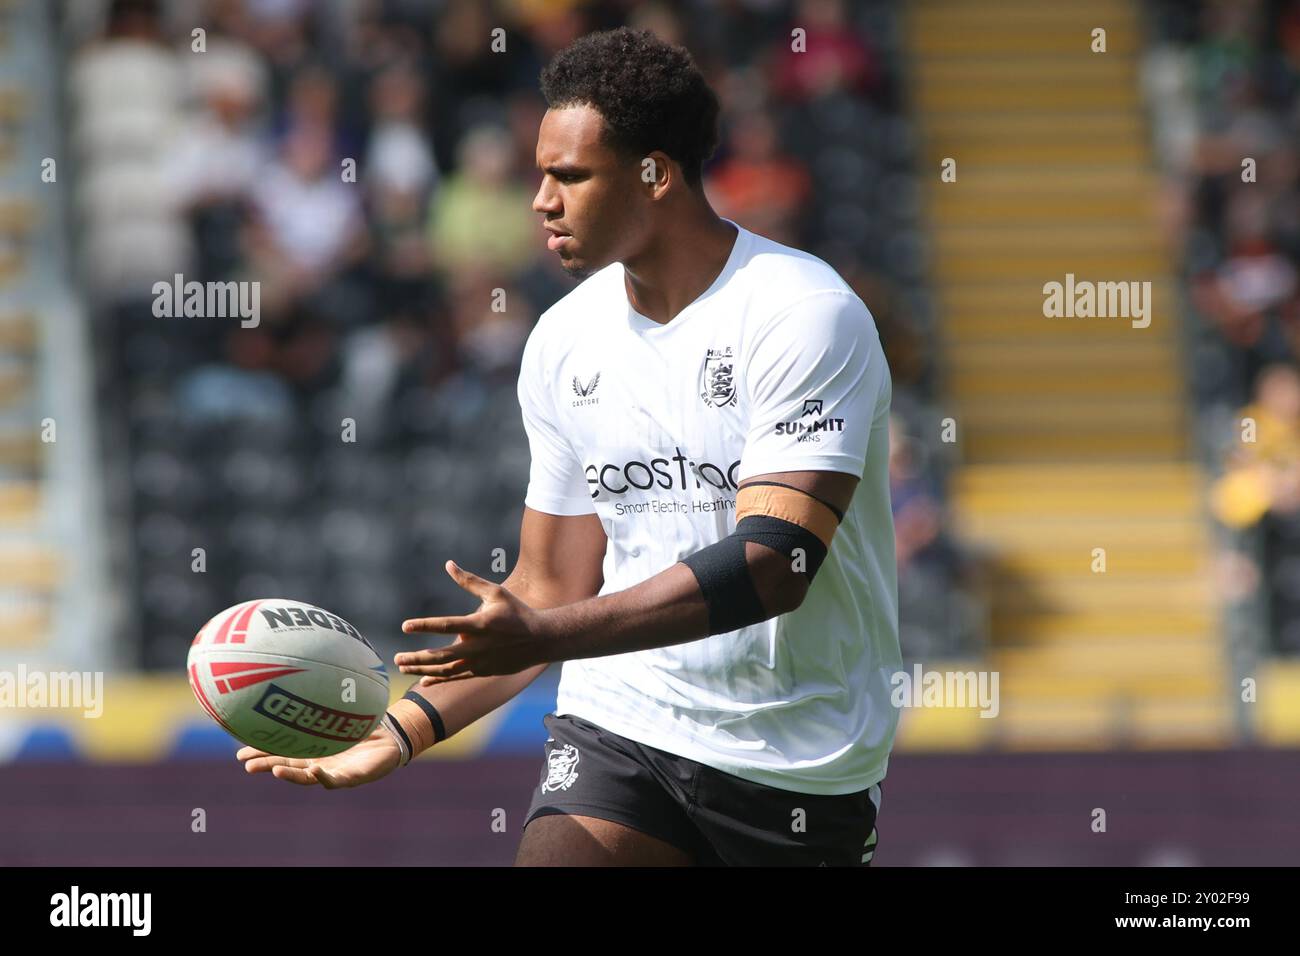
[516,220,901,795]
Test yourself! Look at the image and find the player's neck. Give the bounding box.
[623,212,738,327]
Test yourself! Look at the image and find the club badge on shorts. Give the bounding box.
[542,742,581,792]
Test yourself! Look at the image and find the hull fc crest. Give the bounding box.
[542,743,581,792]
[699,346,737,408]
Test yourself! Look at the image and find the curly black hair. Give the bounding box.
[539,27,721,190]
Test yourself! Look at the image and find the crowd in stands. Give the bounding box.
[1144,0,1300,651]
[61,0,976,667]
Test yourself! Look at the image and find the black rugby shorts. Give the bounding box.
[523,712,883,866]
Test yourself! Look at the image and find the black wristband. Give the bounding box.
[680,534,770,635]
[402,689,448,744]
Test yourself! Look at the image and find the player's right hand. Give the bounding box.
[236,726,401,789]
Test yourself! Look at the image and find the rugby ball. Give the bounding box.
[187,599,389,758]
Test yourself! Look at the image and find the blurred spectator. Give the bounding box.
[889,415,945,573]
[365,63,438,198]
[427,124,534,279]
[364,62,440,315]
[276,63,359,159]
[246,125,369,315]
[837,262,930,392]
[167,39,269,278]
[70,0,189,292]
[706,108,810,245]
[1192,0,1265,121]
[770,0,882,103]
[889,414,981,658]
[445,272,531,380]
[1212,363,1300,529]
[175,356,296,427]
[168,40,268,209]
[1148,0,1300,647]
[238,0,317,103]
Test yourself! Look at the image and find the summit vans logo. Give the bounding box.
[774,397,844,442]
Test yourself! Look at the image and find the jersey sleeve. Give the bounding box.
[517,322,597,516]
[737,290,890,483]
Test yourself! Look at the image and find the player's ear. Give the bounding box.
[640,152,670,192]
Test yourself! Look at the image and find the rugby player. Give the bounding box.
[238,26,901,868]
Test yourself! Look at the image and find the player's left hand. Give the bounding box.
[396,560,553,684]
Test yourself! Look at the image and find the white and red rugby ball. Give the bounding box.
[187,599,390,758]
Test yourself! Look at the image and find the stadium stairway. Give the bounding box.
[0,5,56,649]
[900,0,1238,748]
[0,307,56,646]
[0,0,110,678]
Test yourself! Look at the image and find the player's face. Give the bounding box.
[533,105,645,280]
